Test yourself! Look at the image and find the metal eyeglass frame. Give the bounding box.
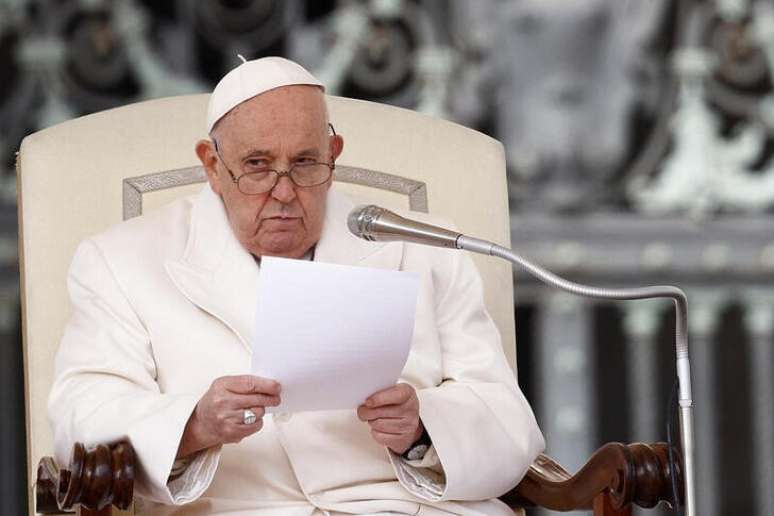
[211,123,338,195]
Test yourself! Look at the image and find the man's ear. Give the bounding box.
[195,139,222,195]
[331,134,344,162]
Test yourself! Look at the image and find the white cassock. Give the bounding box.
[49,183,545,516]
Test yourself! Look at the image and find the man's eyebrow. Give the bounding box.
[295,148,322,157]
[240,148,272,160]
[238,148,322,160]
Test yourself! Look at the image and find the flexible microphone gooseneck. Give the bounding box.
[348,204,695,516]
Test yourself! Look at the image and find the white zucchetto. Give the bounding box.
[206,56,325,134]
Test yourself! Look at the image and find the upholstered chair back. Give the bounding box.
[17,94,514,514]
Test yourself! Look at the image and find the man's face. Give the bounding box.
[196,86,343,259]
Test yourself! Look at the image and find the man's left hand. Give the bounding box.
[357,383,424,455]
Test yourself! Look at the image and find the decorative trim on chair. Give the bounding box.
[334,166,429,213]
[122,165,429,220]
[123,166,207,220]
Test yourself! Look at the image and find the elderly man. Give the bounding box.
[49,57,544,516]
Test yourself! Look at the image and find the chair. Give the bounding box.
[17,94,680,515]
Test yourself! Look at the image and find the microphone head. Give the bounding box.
[347,204,384,241]
[347,204,461,248]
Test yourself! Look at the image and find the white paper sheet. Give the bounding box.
[251,256,420,413]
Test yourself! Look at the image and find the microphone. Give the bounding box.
[347,204,509,256]
[347,205,461,248]
[346,204,696,516]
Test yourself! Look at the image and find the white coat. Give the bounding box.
[49,184,544,516]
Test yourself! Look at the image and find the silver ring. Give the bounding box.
[242,409,257,425]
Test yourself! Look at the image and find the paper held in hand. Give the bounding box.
[251,256,420,413]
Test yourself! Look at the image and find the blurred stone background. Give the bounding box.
[1,0,773,514]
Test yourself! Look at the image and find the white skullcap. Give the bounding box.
[206,56,325,134]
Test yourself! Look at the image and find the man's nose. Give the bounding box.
[270,174,297,203]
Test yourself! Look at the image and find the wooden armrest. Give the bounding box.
[35,441,134,514]
[36,441,681,515]
[500,442,683,514]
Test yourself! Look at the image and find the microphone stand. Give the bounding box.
[455,234,695,516]
[349,205,696,515]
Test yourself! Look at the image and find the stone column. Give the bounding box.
[743,297,774,516]
[622,301,665,443]
[0,284,22,515]
[533,292,595,516]
[689,294,724,516]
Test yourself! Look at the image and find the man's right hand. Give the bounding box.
[177,375,281,458]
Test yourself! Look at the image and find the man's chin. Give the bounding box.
[254,232,308,258]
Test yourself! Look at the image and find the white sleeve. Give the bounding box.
[390,249,545,501]
[48,239,220,504]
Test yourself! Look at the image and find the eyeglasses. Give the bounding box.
[212,124,337,196]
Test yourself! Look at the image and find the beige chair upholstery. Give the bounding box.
[18,94,515,515]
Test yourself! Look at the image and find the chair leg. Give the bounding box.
[593,492,632,516]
